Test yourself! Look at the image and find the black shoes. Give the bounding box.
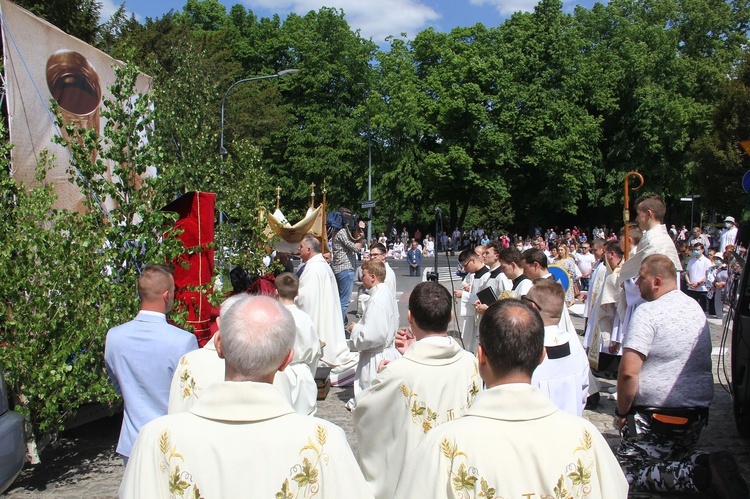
[585,392,600,410]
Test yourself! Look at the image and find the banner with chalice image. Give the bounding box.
[1,0,153,213]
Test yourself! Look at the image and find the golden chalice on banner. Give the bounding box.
[45,50,101,162]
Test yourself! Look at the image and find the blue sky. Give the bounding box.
[104,0,600,43]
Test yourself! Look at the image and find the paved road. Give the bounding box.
[6,254,750,497]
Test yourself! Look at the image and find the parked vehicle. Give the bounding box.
[0,366,24,493]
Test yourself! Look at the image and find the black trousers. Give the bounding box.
[684,289,707,312]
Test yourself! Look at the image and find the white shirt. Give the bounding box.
[686,254,713,292]
[575,252,597,277]
[720,226,738,253]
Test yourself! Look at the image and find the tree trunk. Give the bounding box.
[458,196,471,230]
[450,199,458,231]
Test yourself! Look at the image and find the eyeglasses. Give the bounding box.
[521,295,543,311]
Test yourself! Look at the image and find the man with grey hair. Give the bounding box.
[168,292,318,415]
[297,234,359,386]
[121,295,372,498]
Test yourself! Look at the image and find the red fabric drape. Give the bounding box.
[163,192,216,346]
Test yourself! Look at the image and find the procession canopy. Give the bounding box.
[265,182,329,254]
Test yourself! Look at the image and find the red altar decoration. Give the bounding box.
[163,192,216,347]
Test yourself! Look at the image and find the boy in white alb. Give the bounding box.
[275,273,323,415]
[347,259,400,400]
[527,280,590,416]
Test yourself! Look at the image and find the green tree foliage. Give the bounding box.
[491,0,600,228]
[16,0,750,233]
[409,2,601,230]
[411,25,514,229]
[107,13,273,275]
[263,8,378,218]
[0,154,122,451]
[181,0,227,31]
[576,0,750,208]
[370,36,431,229]
[690,54,750,216]
[13,0,102,44]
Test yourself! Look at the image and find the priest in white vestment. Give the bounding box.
[582,240,607,348]
[122,295,372,499]
[168,293,319,416]
[355,281,481,499]
[296,234,358,386]
[347,259,400,398]
[589,241,624,373]
[393,299,628,499]
[526,280,590,416]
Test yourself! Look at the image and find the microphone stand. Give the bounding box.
[427,206,441,281]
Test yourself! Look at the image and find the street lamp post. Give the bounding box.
[219,69,300,159]
[357,83,372,244]
[680,194,701,229]
[218,69,299,225]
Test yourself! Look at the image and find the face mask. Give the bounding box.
[726,222,732,229]
[693,250,701,256]
[516,246,523,251]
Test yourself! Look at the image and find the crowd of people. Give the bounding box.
[375,215,741,320]
[103,196,749,498]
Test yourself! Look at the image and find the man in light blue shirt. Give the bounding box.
[105,264,198,461]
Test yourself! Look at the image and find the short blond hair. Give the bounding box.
[641,254,677,284]
[275,273,299,300]
[138,265,173,303]
[362,259,386,282]
[527,279,564,321]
